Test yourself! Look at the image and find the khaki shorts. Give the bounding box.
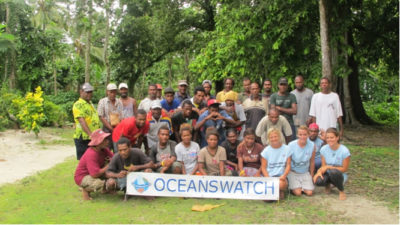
[155,161,182,173]
[287,171,314,191]
[208,169,233,176]
[80,175,105,192]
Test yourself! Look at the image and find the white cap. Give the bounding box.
[118,83,128,89]
[150,100,162,109]
[107,83,117,91]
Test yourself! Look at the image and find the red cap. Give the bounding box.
[207,99,220,107]
[88,129,110,146]
[156,84,162,89]
[308,123,319,130]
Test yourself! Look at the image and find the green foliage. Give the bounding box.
[0,86,21,130]
[45,91,79,122]
[363,97,399,126]
[12,86,46,136]
[43,100,67,127]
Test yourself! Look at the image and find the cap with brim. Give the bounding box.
[178,80,188,86]
[279,77,288,84]
[82,83,94,92]
[119,83,128,89]
[107,83,117,91]
[150,100,162,109]
[164,87,175,94]
[207,99,220,107]
[88,129,110,146]
[309,123,319,130]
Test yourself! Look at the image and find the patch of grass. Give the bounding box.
[0,158,346,224]
[346,145,399,210]
[36,127,75,146]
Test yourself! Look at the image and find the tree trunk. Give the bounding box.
[84,0,93,83]
[342,31,358,125]
[346,28,376,125]
[319,0,332,80]
[184,49,190,93]
[53,54,57,95]
[168,55,172,87]
[5,2,16,89]
[104,0,111,85]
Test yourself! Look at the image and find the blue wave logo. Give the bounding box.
[132,176,150,193]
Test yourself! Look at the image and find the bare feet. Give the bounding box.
[82,189,92,201]
[339,191,346,200]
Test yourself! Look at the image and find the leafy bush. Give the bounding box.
[364,96,399,126]
[43,100,67,127]
[45,91,79,122]
[12,86,46,136]
[0,87,21,130]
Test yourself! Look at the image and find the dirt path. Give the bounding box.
[312,187,399,224]
[0,129,75,186]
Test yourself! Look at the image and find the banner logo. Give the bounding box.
[132,176,150,193]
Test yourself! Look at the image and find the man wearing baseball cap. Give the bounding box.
[174,80,191,104]
[73,83,101,160]
[97,83,123,151]
[195,99,235,148]
[118,82,138,119]
[156,84,163,100]
[74,129,114,200]
[161,87,180,116]
[146,101,173,149]
[308,123,326,171]
[270,77,297,140]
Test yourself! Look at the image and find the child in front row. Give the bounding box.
[175,124,201,175]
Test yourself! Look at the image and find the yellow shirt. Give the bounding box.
[72,98,101,139]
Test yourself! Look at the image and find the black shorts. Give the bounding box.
[74,136,90,160]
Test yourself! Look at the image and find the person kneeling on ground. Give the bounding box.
[175,124,201,175]
[260,128,291,200]
[198,127,232,176]
[237,128,263,177]
[313,127,350,200]
[74,129,114,201]
[149,125,182,174]
[288,125,316,196]
[105,137,154,193]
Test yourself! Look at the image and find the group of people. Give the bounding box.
[73,76,350,201]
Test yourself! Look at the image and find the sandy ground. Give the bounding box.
[0,129,75,185]
[0,128,398,224]
[312,187,399,224]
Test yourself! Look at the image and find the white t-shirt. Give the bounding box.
[138,97,158,113]
[175,141,200,174]
[291,88,314,126]
[309,92,343,131]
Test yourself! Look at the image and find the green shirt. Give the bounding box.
[270,92,297,125]
[72,98,101,139]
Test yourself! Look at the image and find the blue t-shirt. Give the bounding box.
[161,99,180,112]
[309,137,324,160]
[261,144,291,177]
[320,144,351,181]
[289,139,314,174]
[197,110,232,148]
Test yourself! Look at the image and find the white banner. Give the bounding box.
[126,172,279,200]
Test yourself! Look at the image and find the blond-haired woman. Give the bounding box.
[287,125,316,196]
[261,128,291,200]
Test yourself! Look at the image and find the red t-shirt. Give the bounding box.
[74,147,114,185]
[112,117,150,144]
